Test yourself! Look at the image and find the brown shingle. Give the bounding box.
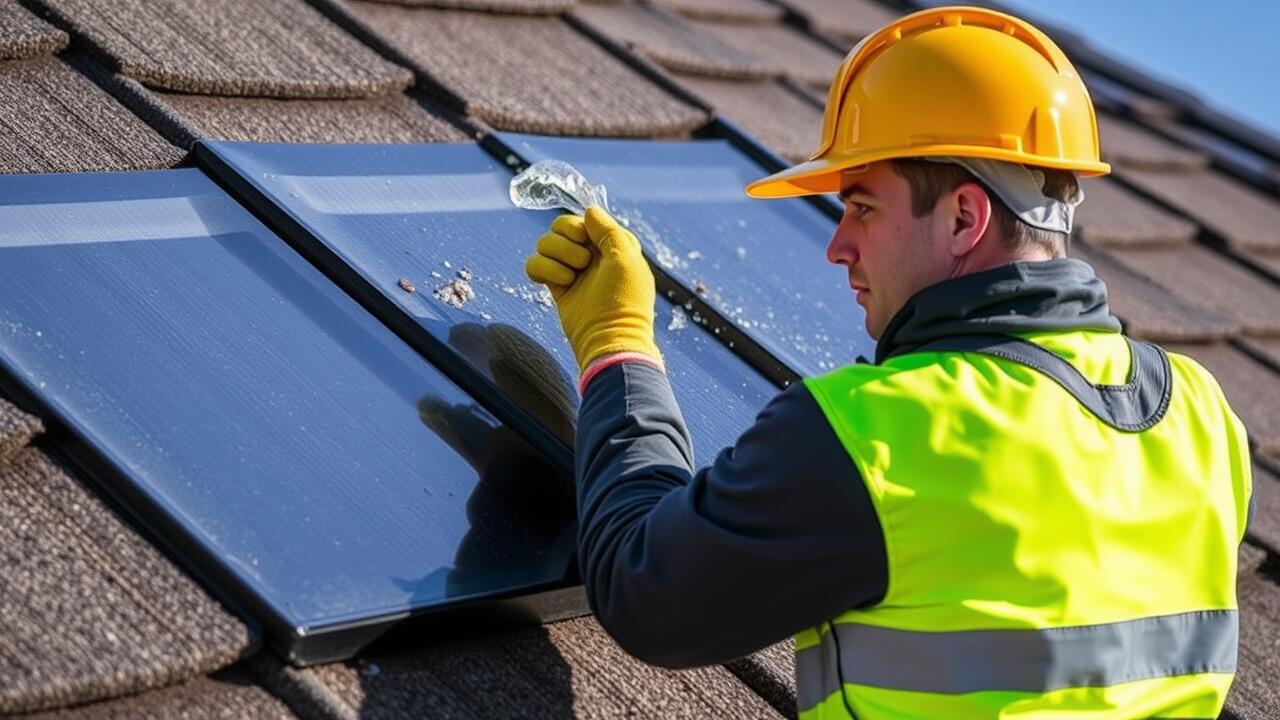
[361,0,572,12]
[1245,248,1280,280]
[774,0,898,43]
[1166,342,1280,456]
[0,0,67,60]
[0,448,255,714]
[650,0,783,23]
[1105,243,1280,337]
[1119,167,1280,254]
[1239,541,1267,575]
[15,667,295,720]
[1247,463,1280,556]
[31,0,412,98]
[347,2,707,137]
[1071,242,1236,342]
[690,18,842,88]
[677,74,822,162]
[725,640,796,717]
[1074,177,1197,247]
[1227,571,1280,720]
[1241,337,1280,371]
[1098,114,1209,171]
[283,617,784,718]
[143,88,468,145]
[0,56,182,174]
[574,2,769,79]
[0,397,41,464]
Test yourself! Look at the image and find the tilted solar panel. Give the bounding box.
[197,141,778,468]
[497,133,875,377]
[0,169,579,664]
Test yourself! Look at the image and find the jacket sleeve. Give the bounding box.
[574,361,887,669]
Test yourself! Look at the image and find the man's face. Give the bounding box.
[827,162,949,340]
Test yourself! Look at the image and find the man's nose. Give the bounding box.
[827,221,858,266]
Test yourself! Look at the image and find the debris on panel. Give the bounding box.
[735,246,747,260]
[668,306,688,332]
[687,250,702,261]
[434,278,475,308]
[652,239,686,271]
[457,268,472,281]
[693,280,708,296]
[397,277,416,293]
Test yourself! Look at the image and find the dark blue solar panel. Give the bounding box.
[497,133,876,375]
[197,141,777,468]
[0,169,579,663]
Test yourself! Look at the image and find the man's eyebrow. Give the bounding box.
[838,183,876,202]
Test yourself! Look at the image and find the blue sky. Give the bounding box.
[991,1,1280,139]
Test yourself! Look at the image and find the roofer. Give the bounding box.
[525,6,1253,718]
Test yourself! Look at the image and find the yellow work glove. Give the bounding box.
[525,206,663,375]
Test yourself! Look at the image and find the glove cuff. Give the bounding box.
[579,351,665,395]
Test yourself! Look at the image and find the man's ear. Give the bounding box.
[947,182,993,258]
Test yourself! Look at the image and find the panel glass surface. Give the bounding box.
[500,133,876,375]
[0,169,576,657]
[199,141,777,467]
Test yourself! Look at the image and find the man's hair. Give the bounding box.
[889,159,1079,257]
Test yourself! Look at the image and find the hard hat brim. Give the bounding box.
[746,147,1112,199]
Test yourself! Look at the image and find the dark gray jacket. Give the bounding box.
[573,259,1167,669]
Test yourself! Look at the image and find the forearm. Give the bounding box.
[575,362,888,668]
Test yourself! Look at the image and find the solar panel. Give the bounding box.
[0,169,579,664]
[197,141,778,468]
[496,133,876,377]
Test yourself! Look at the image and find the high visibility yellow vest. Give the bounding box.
[800,329,1252,719]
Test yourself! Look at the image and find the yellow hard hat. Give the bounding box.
[747,6,1111,199]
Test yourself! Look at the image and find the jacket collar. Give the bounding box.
[874,258,1122,364]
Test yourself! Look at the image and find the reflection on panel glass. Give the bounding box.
[199,142,778,467]
[0,169,576,663]
[500,133,876,375]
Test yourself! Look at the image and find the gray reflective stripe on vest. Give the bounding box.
[796,610,1238,712]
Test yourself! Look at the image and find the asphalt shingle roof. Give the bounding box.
[573,1,770,80]
[689,16,841,88]
[0,0,1278,717]
[0,54,182,173]
[28,0,412,98]
[1074,176,1199,247]
[265,617,786,719]
[772,0,898,44]
[1069,240,1237,343]
[649,0,783,23]
[1120,166,1280,254]
[136,85,468,145]
[339,0,709,137]
[0,441,254,713]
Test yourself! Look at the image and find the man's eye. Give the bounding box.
[847,202,872,218]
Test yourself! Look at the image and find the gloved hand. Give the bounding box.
[525,206,662,374]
